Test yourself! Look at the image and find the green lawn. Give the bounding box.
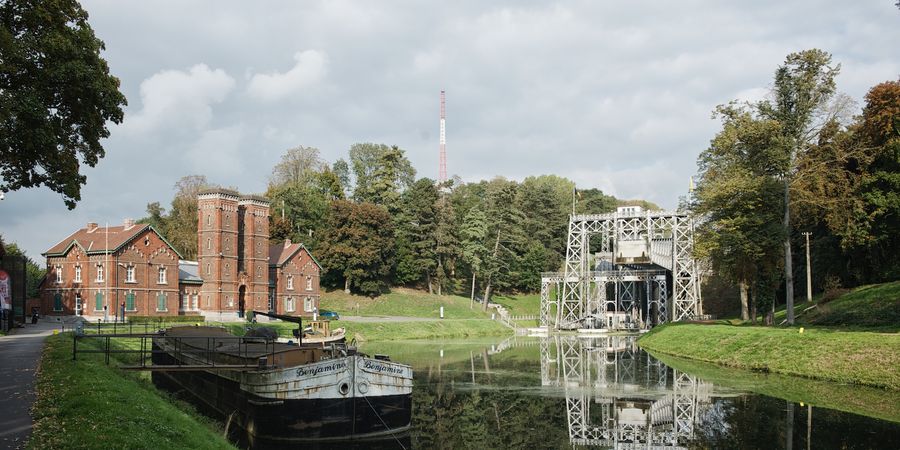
[493,293,542,316]
[320,287,491,319]
[29,333,235,450]
[639,323,900,390]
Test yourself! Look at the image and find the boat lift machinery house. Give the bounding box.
[540,206,701,331]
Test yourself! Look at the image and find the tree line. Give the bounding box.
[693,49,900,323]
[143,143,656,301]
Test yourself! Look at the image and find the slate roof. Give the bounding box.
[268,240,322,269]
[42,223,182,258]
[178,260,203,284]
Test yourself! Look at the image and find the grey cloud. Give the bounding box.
[2,0,898,260]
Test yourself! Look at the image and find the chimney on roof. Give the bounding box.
[86,222,99,232]
[123,218,135,230]
[284,238,291,248]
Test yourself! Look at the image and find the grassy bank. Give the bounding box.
[653,352,900,423]
[639,324,900,389]
[320,287,490,319]
[787,281,900,328]
[228,318,511,343]
[29,333,235,449]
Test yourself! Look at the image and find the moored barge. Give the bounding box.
[150,324,412,443]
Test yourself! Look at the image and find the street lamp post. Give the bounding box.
[802,232,812,303]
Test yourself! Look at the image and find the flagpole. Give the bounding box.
[105,222,109,323]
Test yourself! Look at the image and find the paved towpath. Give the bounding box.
[0,319,62,450]
[340,315,496,322]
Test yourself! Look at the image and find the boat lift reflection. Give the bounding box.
[540,335,713,449]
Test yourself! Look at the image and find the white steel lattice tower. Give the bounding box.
[439,90,447,184]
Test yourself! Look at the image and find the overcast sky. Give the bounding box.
[2,0,899,260]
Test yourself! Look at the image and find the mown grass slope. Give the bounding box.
[319,287,490,319]
[29,333,234,450]
[639,324,900,390]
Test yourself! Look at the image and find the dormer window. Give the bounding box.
[96,263,104,282]
[287,275,294,290]
[158,267,167,284]
[126,265,135,282]
[74,266,82,283]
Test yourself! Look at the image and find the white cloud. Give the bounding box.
[246,50,327,102]
[120,64,235,134]
[183,125,247,180]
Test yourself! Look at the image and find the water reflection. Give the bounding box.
[364,335,899,449]
[540,335,715,448]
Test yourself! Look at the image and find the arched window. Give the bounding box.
[306,276,312,291]
[96,263,104,282]
[287,275,294,290]
[158,267,167,284]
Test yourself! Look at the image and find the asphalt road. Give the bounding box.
[0,319,60,450]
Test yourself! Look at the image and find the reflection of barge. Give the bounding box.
[151,324,412,443]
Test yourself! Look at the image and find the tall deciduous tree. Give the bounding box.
[270,145,326,188]
[318,201,395,297]
[163,175,208,259]
[758,49,840,324]
[0,0,127,208]
[460,205,488,306]
[349,143,415,208]
[694,104,786,321]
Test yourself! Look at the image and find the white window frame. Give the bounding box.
[96,263,104,283]
[287,275,294,290]
[74,266,82,283]
[55,265,63,284]
[304,297,314,312]
[306,276,312,291]
[126,265,135,283]
[158,266,167,284]
[285,297,295,313]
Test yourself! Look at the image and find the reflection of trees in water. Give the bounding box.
[407,336,900,449]
[411,346,570,449]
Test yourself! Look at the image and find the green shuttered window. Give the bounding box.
[126,293,135,311]
[95,292,103,311]
[54,293,63,311]
[157,293,166,311]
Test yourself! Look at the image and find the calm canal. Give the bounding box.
[349,335,900,450]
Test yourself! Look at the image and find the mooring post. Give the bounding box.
[72,332,77,361]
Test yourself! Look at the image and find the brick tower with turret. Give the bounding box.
[197,188,269,320]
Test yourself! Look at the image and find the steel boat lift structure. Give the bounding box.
[539,207,701,331]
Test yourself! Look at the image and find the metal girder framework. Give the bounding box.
[543,269,667,330]
[540,336,707,449]
[551,211,699,329]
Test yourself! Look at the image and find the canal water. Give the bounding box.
[354,335,900,450]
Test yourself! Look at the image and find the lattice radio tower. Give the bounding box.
[439,90,447,184]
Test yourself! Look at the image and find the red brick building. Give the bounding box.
[40,220,183,318]
[268,239,321,316]
[40,189,322,321]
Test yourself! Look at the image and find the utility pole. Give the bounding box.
[438,90,447,184]
[802,232,812,303]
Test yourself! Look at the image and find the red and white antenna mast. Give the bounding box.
[439,89,447,184]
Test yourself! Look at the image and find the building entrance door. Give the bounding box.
[238,285,246,318]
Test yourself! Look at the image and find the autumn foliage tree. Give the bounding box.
[0,0,127,208]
